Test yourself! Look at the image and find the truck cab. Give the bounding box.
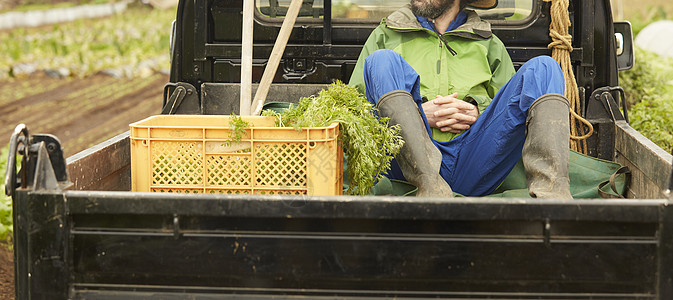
[5,0,673,299]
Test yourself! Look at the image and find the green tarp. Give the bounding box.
[363,150,627,198]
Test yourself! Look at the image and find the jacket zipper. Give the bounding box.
[437,33,457,56]
[432,21,455,75]
[431,20,457,56]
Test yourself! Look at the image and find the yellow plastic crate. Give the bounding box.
[130,115,342,195]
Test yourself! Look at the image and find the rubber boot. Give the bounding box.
[523,93,573,199]
[376,90,453,198]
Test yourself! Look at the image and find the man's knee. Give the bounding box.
[523,55,563,76]
[528,55,556,65]
[364,49,408,72]
[517,55,565,95]
[366,49,401,63]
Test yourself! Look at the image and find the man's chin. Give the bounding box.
[409,0,428,11]
[410,3,431,18]
[409,0,450,19]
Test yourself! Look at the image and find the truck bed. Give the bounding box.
[5,117,666,299]
[65,116,672,199]
[9,0,673,296]
[16,189,672,299]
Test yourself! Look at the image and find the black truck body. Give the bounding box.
[5,0,673,299]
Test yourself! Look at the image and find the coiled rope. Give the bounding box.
[544,0,593,154]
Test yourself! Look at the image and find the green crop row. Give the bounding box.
[620,48,673,153]
[0,3,175,78]
[618,4,673,154]
[0,145,16,243]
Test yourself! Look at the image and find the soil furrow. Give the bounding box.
[52,75,165,156]
[1,73,168,156]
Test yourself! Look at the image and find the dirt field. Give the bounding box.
[0,72,166,298]
[1,73,166,157]
[0,246,11,299]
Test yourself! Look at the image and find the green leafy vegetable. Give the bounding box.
[0,145,16,243]
[620,48,673,153]
[227,113,250,145]
[270,81,404,195]
[0,4,174,78]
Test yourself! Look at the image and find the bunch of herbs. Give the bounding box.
[227,113,250,145]
[265,82,404,195]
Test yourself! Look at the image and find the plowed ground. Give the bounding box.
[1,73,167,157]
[0,72,167,298]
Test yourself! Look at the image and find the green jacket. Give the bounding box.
[349,7,516,142]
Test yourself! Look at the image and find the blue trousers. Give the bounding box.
[363,49,565,196]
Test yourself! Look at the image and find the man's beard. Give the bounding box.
[410,0,455,19]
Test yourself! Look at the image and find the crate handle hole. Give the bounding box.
[309,141,316,148]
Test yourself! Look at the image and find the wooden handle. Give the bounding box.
[251,0,303,116]
[239,0,254,116]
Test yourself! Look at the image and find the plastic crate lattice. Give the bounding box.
[130,115,342,195]
[152,141,203,186]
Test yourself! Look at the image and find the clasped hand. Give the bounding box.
[422,93,479,134]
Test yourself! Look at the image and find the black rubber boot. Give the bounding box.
[523,93,573,199]
[376,90,453,198]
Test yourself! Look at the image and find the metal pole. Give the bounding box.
[667,150,673,199]
[323,0,332,46]
[251,0,303,115]
[240,0,255,116]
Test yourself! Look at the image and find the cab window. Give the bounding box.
[256,0,535,23]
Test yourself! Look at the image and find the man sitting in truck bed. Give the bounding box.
[349,0,572,198]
